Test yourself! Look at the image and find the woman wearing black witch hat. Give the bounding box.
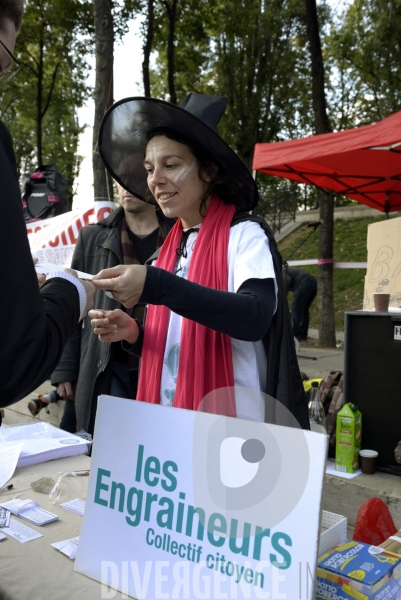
[89,94,308,428]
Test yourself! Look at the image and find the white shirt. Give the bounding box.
[160,221,277,422]
[46,272,87,321]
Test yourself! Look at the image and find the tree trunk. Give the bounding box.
[305,0,336,347]
[36,15,44,167]
[163,0,178,104]
[93,0,114,202]
[317,188,336,344]
[142,0,154,97]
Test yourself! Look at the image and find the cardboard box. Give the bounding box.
[316,540,401,599]
[364,217,401,309]
[370,577,401,599]
[335,403,362,474]
[316,575,401,600]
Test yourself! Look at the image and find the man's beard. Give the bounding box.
[124,202,154,216]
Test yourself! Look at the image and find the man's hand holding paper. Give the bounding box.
[34,262,95,320]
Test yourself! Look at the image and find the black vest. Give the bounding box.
[231,212,309,430]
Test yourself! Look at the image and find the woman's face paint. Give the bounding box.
[144,136,211,228]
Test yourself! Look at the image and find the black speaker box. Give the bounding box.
[344,311,401,475]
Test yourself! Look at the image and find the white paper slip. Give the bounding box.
[0,499,58,525]
[2,517,43,543]
[0,507,10,528]
[325,458,362,479]
[35,263,114,298]
[0,441,23,489]
[0,531,6,541]
[51,536,79,559]
[35,263,93,280]
[60,499,85,516]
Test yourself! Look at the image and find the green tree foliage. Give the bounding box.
[211,0,311,170]
[148,0,211,101]
[148,0,324,218]
[151,0,315,162]
[328,0,401,126]
[0,0,94,208]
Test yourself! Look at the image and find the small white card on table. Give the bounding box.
[2,518,43,543]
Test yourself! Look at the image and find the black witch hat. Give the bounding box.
[98,94,258,212]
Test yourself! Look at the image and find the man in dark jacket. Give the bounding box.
[51,184,174,435]
[0,0,95,409]
[283,267,317,342]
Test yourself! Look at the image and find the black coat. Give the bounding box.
[0,120,80,407]
[284,267,316,293]
[51,206,174,433]
[232,213,309,429]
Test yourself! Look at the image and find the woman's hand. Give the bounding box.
[91,265,147,308]
[89,309,140,344]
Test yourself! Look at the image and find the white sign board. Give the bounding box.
[364,216,401,309]
[27,201,114,268]
[75,397,327,599]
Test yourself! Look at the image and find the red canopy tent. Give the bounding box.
[253,110,401,213]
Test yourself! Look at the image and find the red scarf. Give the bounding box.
[136,196,237,416]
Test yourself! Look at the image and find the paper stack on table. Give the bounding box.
[0,422,91,468]
[0,499,58,526]
[60,499,85,516]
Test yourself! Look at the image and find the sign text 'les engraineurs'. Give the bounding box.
[94,443,291,591]
[74,397,326,599]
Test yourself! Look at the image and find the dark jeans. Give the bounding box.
[60,399,77,433]
[60,362,135,436]
[292,277,317,340]
[110,362,134,399]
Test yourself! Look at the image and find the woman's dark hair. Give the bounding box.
[0,0,24,33]
[147,130,234,217]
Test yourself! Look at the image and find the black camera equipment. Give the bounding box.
[22,165,68,222]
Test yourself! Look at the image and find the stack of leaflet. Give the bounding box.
[60,499,85,516]
[0,422,91,468]
[0,499,58,525]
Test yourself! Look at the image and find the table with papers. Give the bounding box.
[0,455,128,600]
[0,421,91,473]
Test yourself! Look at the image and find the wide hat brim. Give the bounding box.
[98,97,258,212]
